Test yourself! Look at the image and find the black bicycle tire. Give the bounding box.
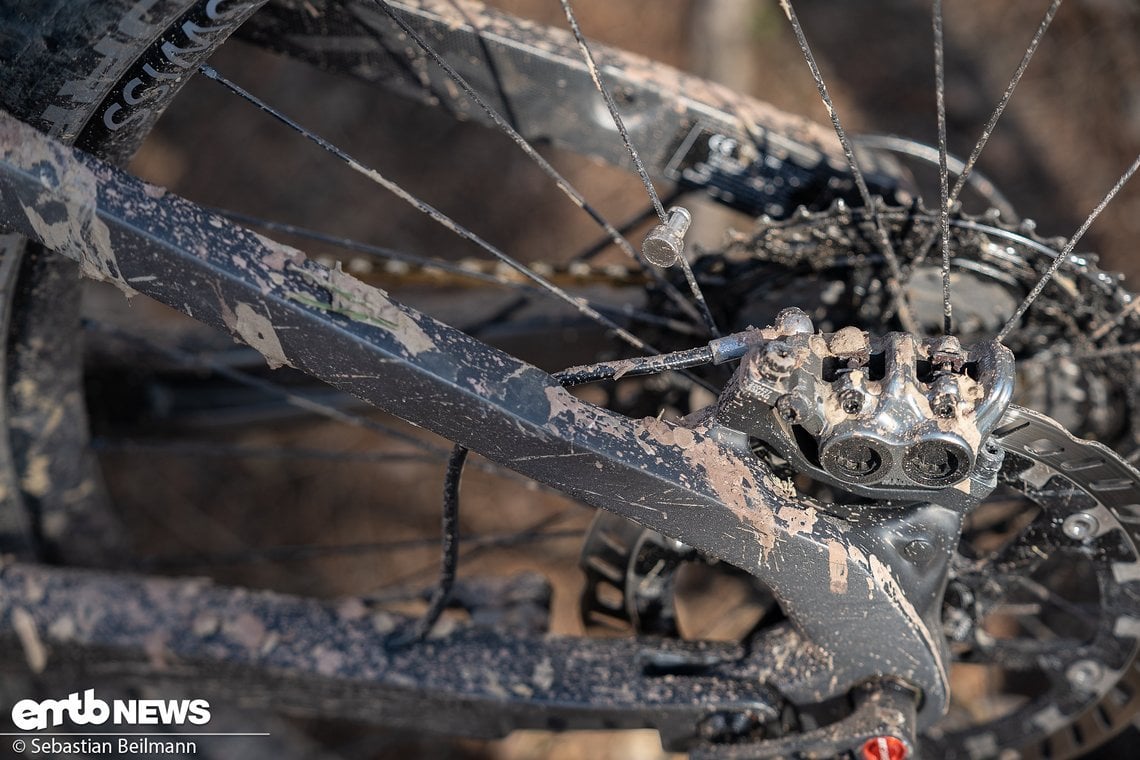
[0,0,268,564]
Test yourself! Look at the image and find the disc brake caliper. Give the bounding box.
[715,309,1015,506]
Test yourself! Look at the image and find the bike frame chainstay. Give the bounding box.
[0,110,950,729]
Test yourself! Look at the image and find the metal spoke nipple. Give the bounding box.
[642,206,691,267]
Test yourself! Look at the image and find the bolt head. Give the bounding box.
[861,736,908,760]
[1066,659,1103,691]
[901,538,935,563]
[1062,512,1100,541]
[756,341,797,379]
[840,390,863,415]
[774,306,814,336]
[930,335,966,371]
[775,394,806,423]
[933,394,957,418]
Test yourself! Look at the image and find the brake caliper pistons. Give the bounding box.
[715,309,1015,505]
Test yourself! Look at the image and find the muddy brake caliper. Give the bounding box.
[699,308,1015,754]
[714,308,1015,510]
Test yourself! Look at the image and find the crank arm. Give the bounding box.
[0,110,951,723]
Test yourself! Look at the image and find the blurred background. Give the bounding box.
[79,0,1140,757]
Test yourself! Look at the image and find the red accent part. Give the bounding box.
[861,735,908,760]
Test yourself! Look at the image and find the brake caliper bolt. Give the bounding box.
[774,306,815,336]
[641,206,691,267]
[840,389,864,415]
[861,736,908,760]
[1062,512,1100,542]
[930,334,965,372]
[932,394,957,418]
[775,394,809,424]
[754,341,796,380]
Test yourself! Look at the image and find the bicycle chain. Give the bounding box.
[309,251,650,289]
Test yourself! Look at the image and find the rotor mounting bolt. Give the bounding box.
[1062,512,1100,542]
[861,736,908,760]
[930,335,965,372]
[1066,659,1103,692]
[932,335,962,352]
[641,206,691,268]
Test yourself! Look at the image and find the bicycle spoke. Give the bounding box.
[210,207,538,288]
[853,135,1018,219]
[92,438,442,466]
[1011,575,1087,622]
[84,319,502,473]
[556,0,664,222]
[372,1,708,334]
[907,0,1061,273]
[1057,340,1140,363]
[208,208,702,337]
[948,0,1062,207]
[141,527,586,570]
[198,64,658,355]
[996,152,1140,342]
[934,0,953,334]
[556,0,721,338]
[676,258,722,337]
[779,0,921,335]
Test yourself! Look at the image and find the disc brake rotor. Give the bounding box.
[581,403,1140,758]
[577,201,1140,757]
